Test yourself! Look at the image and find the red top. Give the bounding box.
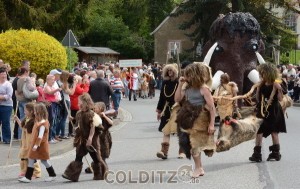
[70,83,90,110]
[36,86,44,102]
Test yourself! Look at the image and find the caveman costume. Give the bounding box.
[62,108,107,182]
[176,63,216,159]
[213,79,238,120]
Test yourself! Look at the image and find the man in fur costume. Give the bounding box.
[62,93,107,182]
[175,62,216,177]
[156,63,186,159]
[213,73,238,120]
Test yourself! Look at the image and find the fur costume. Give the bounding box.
[19,118,41,178]
[216,115,263,152]
[279,94,293,114]
[29,120,50,160]
[62,161,83,182]
[64,110,108,181]
[99,118,113,160]
[162,64,178,80]
[162,82,188,135]
[157,64,179,132]
[162,102,180,135]
[176,101,215,157]
[213,82,238,120]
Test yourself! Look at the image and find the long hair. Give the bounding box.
[79,93,94,112]
[25,102,35,119]
[34,103,48,122]
[184,62,212,89]
[60,70,70,83]
[257,63,278,84]
[94,102,106,114]
[162,64,178,81]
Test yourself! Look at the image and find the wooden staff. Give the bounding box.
[6,101,19,171]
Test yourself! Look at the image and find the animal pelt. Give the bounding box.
[74,110,103,147]
[162,102,181,135]
[177,130,192,159]
[63,161,83,182]
[177,101,215,157]
[216,115,263,152]
[176,101,203,130]
[21,118,35,134]
[91,161,108,180]
[280,94,293,113]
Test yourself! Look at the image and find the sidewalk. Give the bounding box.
[0,108,125,167]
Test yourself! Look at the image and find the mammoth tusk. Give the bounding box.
[248,69,260,83]
[212,70,224,90]
[204,42,218,65]
[255,51,265,64]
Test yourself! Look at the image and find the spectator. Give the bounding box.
[110,70,124,118]
[16,67,35,139]
[44,75,62,143]
[57,70,77,139]
[128,67,139,101]
[69,75,89,136]
[0,67,13,144]
[89,70,113,109]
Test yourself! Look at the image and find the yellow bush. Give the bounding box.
[0,29,67,77]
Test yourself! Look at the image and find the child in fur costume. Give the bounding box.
[85,102,113,173]
[14,102,41,179]
[156,64,185,159]
[175,62,216,178]
[18,103,57,183]
[249,63,286,162]
[213,73,238,120]
[62,93,107,182]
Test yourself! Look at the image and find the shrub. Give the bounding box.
[0,29,67,77]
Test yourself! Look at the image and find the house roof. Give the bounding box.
[150,7,179,35]
[75,47,120,55]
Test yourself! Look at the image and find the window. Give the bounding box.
[168,41,181,58]
[284,13,297,31]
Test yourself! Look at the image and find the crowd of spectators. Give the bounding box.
[0,58,165,144]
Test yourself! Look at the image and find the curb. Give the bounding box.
[0,107,133,167]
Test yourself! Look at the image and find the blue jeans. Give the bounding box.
[112,92,121,111]
[0,105,13,143]
[56,100,70,137]
[48,102,61,140]
[18,101,28,139]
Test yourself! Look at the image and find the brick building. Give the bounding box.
[150,7,196,64]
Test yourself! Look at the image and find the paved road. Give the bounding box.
[0,90,299,189]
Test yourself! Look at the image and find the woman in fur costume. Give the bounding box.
[175,62,216,178]
[85,102,113,174]
[249,63,286,162]
[156,64,185,159]
[62,93,107,182]
[213,73,238,120]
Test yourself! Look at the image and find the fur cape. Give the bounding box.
[213,81,238,120]
[176,101,215,158]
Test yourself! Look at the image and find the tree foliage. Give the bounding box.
[0,29,67,77]
[174,0,300,60]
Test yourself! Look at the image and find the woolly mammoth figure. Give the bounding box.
[203,12,265,96]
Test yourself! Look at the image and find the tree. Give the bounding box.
[173,0,300,59]
[0,29,67,77]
